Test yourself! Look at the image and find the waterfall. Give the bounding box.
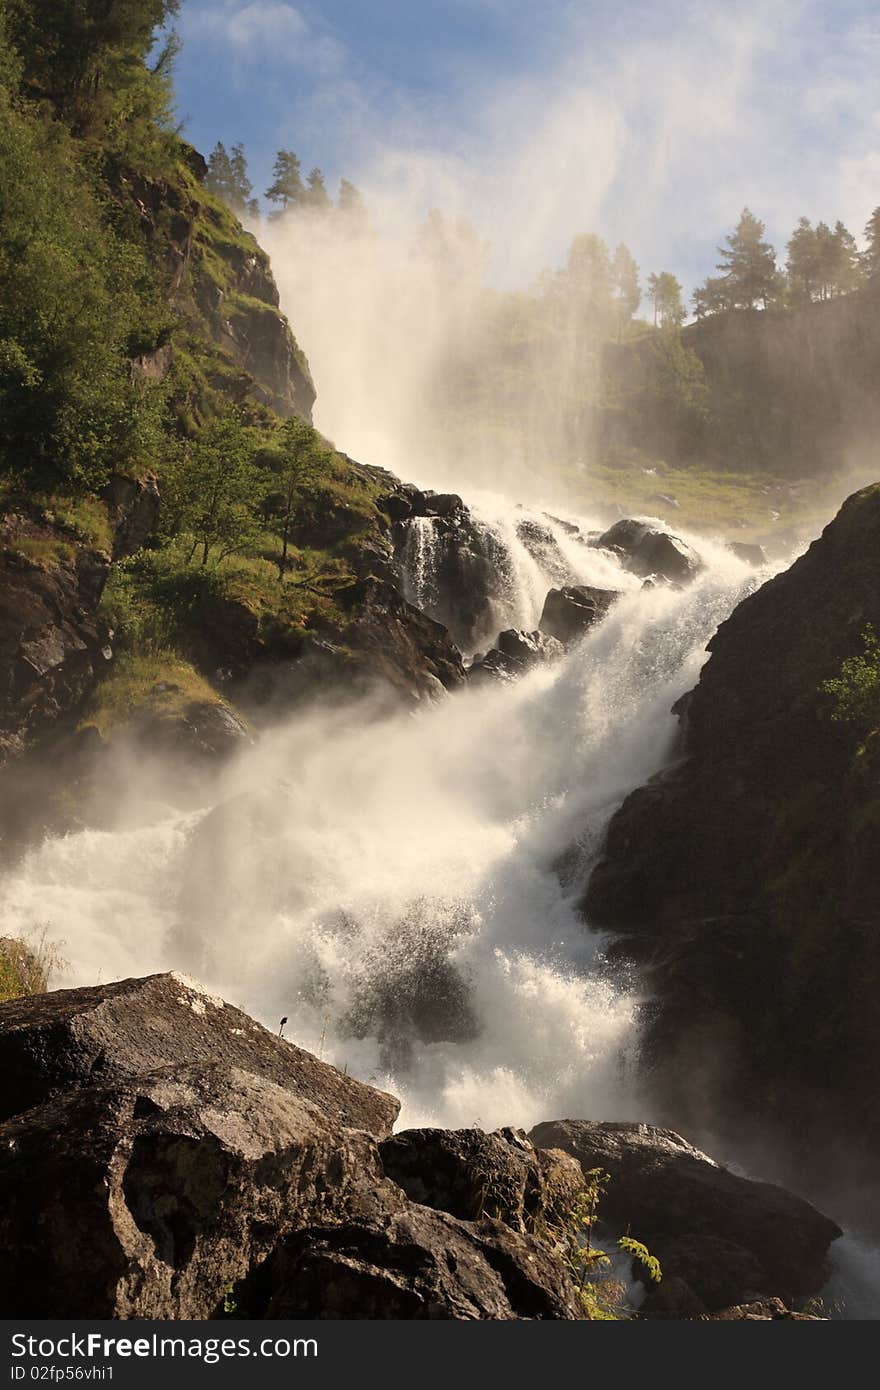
[395,490,645,653]
[0,497,762,1133]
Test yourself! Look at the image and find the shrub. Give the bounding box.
[0,931,65,1003]
[821,626,880,735]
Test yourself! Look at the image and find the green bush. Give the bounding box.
[821,626,880,735]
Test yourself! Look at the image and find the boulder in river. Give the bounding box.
[469,628,564,684]
[539,586,620,645]
[595,520,703,585]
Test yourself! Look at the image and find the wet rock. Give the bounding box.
[423,491,465,518]
[0,972,399,1135]
[728,540,768,566]
[497,628,564,665]
[515,518,578,585]
[0,1063,384,1318]
[538,586,620,645]
[528,1120,841,1306]
[595,520,703,585]
[469,629,564,684]
[379,1127,584,1232]
[238,1202,582,1320]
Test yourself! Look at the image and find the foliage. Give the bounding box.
[865,207,880,281]
[161,412,265,566]
[0,83,170,488]
[0,930,65,1003]
[820,626,880,736]
[544,1168,662,1320]
[4,0,179,134]
[786,217,863,304]
[695,207,779,314]
[259,416,334,580]
[79,648,225,735]
[205,140,259,219]
[646,271,685,328]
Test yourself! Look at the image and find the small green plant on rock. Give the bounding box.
[544,1168,662,1320]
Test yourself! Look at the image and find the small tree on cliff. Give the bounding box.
[864,208,880,281]
[697,208,778,312]
[646,271,685,328]
[265,149,306,217]
[610,244,641,338]
[264,418,334,581]
[170,412,263,566]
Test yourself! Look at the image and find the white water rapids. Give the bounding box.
[0,494,763,1132]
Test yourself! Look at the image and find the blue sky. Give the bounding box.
[171,0,880,292]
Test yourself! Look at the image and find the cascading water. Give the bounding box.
[0,498,763,1133]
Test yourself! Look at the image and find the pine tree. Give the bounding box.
[610,244,641,338]
[565,233,612,323]
[646,271,685,328]
[831,221,863,295]
[229,142,255,215]
[338,178,366,230]
[205,141,234,204]
[864,208,880,281]
[786,217,819,304]
[305,167,331,211]
[692,275,732,318]
[265,149,305,217]
[714,208,778,310]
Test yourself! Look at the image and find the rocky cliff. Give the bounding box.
[0,975,840,1320]
[584,485,880,1191]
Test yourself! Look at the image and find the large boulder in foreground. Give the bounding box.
[529,1120,841,1309]
[0,1063,383,1319]
[0,972,398,1135]
[595,520,702,585]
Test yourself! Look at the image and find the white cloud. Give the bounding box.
[182,1,347,79]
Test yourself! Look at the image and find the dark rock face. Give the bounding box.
[105,472,161,559]
[0,973,399,1134]
[379,1128,583,1231]
[391,496,520,652]
[0,528,111,767]
[0,1063,383,1319]
[0,975,584,1320]
[241,1203,582,1320]
[594,520,703,585]
[528,1120,842,1312]
[583,485,880,1175]
[538,586,620,645]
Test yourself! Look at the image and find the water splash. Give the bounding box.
[0,508,761,1133]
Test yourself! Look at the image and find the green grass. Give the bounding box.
[38,493,113,551]
[570,455,833,541]
[6,532,77,567]
[79,649,227,736]
[0,932,65,1004]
